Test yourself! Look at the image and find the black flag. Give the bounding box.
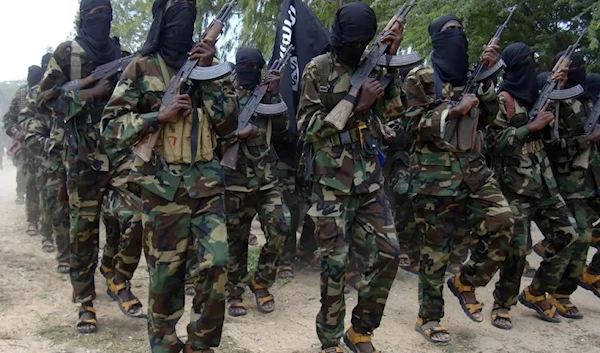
[269,0,329,164]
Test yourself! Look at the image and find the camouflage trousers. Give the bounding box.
[278,167,318,266]
[66,159,121,304]
[495,191,578,307]
[25,161,42,227]
[35,165,54,242]
[142,184,228,353]
[105,163,143,284]
[45,168,70,264]
[15,156,26,197]
[225,187,290,290]
[414,178,513,322]
[387,163,469,269]
[308,184,400,348]
[587,198,600,275]
[551,198,595,296]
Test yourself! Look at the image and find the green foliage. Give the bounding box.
[82,0,600,71]
[111,0,154,52]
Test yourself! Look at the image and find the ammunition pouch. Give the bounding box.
[442,108,481,154]
[521,139,544,155]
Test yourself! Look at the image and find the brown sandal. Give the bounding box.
[548,294,583,319]
[415,318,451,344]
[447,274,483,322]
[76,304,98,334]
[343,327,380,353]
[518,287,561,323]
[248,279,275,314]
[580,269,600,298]
[491,305,513,330]
[106,278,145,318]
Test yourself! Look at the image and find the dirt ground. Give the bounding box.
[1,161,600,353]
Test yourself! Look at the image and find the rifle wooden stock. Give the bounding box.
[133,130,160,162]
[220,141,240,170]
[324,86,360,130]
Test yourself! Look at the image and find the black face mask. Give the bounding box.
[159,2,197,69]
[334,45,366,68]
[499,43,538,109]
[81,12,112,42]
[431,29,469,87]
[236,67,261,90]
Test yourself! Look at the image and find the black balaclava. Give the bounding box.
[429,15,469,87]
[586,73,600,103]
[41,53,52,73]
[553,51,586,90]
[537,71,551,90]
[235,46,265,91]
[330,2,377,67]
[27,65,43,88]
[76,0,120,65]
[499,42,538,109]
[140,0,197,70]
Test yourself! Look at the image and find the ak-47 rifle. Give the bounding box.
[220,45,295,170]
[584,95,600,135]
[62,54,136,92]
[443,5,518,143]
[530,30,586,140]
[323,0,420,131]
[133,0,238,162]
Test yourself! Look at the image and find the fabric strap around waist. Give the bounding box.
[313,127,361,150]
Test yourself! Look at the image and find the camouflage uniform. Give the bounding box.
[102,53,238,353]
[19,86,55,246]
[546,98,597,297]
[402,66,514,323]
[3,85,28,199]
[224,84,290,295]
[38,41,122,304]
[297,52,401,348]
[102,144,143,287]
[486,93,578,308]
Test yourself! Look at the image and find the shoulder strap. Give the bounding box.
[156,54,173,87]
[70,41,84,80]
[499,91,515,120]
[312,53,333,110]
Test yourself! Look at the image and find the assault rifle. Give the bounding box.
[220,45,294,170]
[324,0,421,130]
[133,0,238,162]
[62,54,136,92]
[529,30,586,139]
[443,5,517,143]
[584,96,600,135]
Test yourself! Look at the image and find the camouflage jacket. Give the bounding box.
[18,86,55,169]
[297,52,405,195]
[37,40,123,172]
[2,85,28,139]
[486,93,558,198]
[101,53,238,201]
[546,98,598,199]
[223,84,288,192]
[402,66,499,197]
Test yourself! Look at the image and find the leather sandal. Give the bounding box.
[415,318,451,344]
[491,305,513,330]
[518,287,561,323]
[248,279,275,314]
[447,274,483,322]
[548,294,583,319]
[343,327,380,353]
[76,304,98,334]
[106,277,145,319]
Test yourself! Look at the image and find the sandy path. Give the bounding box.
[0,161,599,353]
